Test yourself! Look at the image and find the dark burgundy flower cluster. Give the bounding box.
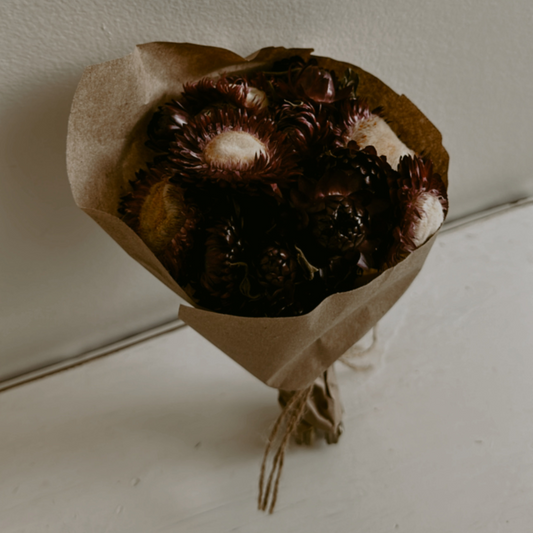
[119,57,448,317]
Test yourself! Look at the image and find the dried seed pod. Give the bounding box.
[199,211,253,312]
[277,101,336,158]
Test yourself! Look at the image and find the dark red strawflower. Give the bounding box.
[168,106,301,192]
[181,75,268,114]
[119,165,200,280]
[295,64,336,103]
[274,60,346,105]
[292,144,395,271]
[146,77,269,154]
[334,98,374,145]
[146,101,191,153]
[336,98,415,169]
[387,156,448,265]
[273,58,356,106]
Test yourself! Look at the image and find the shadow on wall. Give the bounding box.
[0,72,97,378]
[0,68,184,383]
[0,72,89,250]
[0,70,145,381]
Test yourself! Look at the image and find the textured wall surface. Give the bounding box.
[1,0,533,379]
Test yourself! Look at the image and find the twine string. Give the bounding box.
[339,325,379,371]
[262,390,308,512]
[258,325,379,512]
[258,385,313,513]
[258,389,301,506]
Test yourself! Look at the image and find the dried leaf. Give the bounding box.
[294,245,319,281]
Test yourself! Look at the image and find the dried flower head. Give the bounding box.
[146,101,190,153]
[168,107,300,191]
[119,165,200,279]
[292,144,395,273]
[180,75,268,114]
[387,156,448,265]
[337,99,415,169]
[146,75,270,155]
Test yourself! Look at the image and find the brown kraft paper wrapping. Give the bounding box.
[67,42,449,392]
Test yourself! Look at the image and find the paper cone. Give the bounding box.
[67,42,449,391]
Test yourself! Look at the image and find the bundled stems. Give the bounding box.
[258,385,313,513]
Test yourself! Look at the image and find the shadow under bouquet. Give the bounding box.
[67,43,448,512]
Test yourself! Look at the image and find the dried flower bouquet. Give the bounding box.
[67,43,449,512]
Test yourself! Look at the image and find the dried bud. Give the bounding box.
[146,101,190,153]
[243,86,268,110]
[296,65,336,103]
[337,99,415,169]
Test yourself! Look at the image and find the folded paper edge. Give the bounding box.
[179,234,437,390]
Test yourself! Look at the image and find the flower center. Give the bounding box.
[139,182,185,253]
[204,131,267,168]
[412,193,444,246]
[347,115,414,169]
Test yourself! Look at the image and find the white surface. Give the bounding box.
[1,203,532,532]
[2,1,533,380]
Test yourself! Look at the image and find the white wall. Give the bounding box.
[1,0,533,380]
